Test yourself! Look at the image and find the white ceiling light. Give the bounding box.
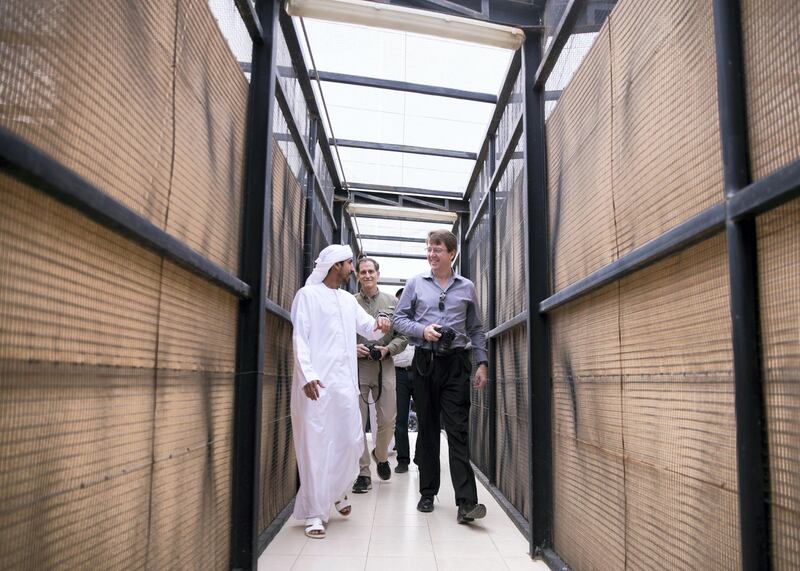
[285,0,525,50]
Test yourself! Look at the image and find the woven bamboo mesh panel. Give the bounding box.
[168,0,248,274]
[268,136,306,312]
[551,236,739,570]
[495,327,530,521]
[495,140,527,323]
[468,213,491,474]
[547,25,617,292]
[259,313,298,534]
[610,0,723,256]
[741,0,800,181]
[0,0,248,567]
[758,199,800,571]
[0,2,175,225]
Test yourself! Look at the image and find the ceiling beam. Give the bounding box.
[331,138,477,160]
[310,70,497,104]
[357,234,428,243]
[348,181,463,200]
[350,190,469,213]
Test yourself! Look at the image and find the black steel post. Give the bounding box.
[712,1,771,569]
[230,0,279,569]
[487,135,498,484]
[304,119,318,278]
[523,30,553,554]
[459,211,471,279]
[332,199,344,244]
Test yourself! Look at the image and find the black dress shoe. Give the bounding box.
[457,502,486,524]
[372,449,391,481]
[352,475,372,494]
[417,496,434,513]
[394,461,409,474]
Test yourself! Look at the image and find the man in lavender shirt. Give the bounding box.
[393,229,489,524]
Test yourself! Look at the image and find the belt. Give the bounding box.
[416,347,467,358]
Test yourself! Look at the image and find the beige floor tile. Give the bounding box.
[503,556,551,570]
[435,556,508,570]
[291,555,367,571]
[300,535,370,557]
[368,537,434,557]
[432,536,503,558]
[262,528,308,555]
[368,524,431,542]
[492,536,532,558]
[364,555,438,571]
[257,554,297,571]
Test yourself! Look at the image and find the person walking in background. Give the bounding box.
[351,258,407,494]
[393,229,489,525]
[290,245,392,539]
[392,287,416,474]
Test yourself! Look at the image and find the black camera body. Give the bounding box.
[365,343,383,361]
[434,325,457,351]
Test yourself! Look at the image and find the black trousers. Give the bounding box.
[412,349,477,505]
[394,366,415,465]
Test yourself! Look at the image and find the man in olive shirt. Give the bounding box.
[352,258,408,493]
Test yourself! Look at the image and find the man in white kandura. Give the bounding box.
[290,244,392,539]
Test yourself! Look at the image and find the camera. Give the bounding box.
[433,326,457,351]
[365,343,383,361]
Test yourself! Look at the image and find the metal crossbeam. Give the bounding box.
[330,138,477,160]
[310,70,497,103]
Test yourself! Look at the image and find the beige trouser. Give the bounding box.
[358,357,397,477]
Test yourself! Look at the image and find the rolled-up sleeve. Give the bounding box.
[465,284,487,363]
[392,279,426,339]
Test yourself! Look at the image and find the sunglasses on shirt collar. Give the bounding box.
[439,291,446,311]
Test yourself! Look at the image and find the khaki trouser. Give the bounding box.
[358,357,397,477]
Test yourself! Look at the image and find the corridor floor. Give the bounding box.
[258,433,549,570]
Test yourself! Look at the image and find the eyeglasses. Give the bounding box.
[425,247,447,255]
[439,291,446,311]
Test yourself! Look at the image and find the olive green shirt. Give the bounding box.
[354,290,408,356]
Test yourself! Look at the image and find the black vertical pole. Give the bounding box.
[230,1,279,569]
[303,119,318,279]
[459,211,471,279]
[332,199,344,244]
[523,31,553,554]
[487,136,498,485]
[712,1,771,569]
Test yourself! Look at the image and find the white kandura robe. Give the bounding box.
[290,283,383,522]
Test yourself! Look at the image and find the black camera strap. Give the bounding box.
[360,358,383,405]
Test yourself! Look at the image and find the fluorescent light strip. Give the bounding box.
[286,0,524,50]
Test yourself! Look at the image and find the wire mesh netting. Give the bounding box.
[468,211,491,475]
[0,1,254,568]
[757,198,800,571]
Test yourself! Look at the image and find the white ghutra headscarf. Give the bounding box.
[305,244,354,286]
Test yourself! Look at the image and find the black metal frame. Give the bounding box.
[523,28,553,556]
[487,134,498,485]
[350,189,468,213]
[347,181,463,200]
[330,138,477,161]
[535,0,586,89]
[0,128,251,300]
[230,0,280,569]
[356,234,427,243]
[713,1,771,569]
[309,70,498,103]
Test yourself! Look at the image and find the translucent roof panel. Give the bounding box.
[360,238,427,257]
[317,83,493,153]
[337,147,474,192]
[297,16,516,195]
[370,256,430,281]
[300,19,513,93]
[353,217,445,240]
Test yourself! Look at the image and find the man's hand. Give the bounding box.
[356,343,370,359]
[376,346,389,360]
[423,324,442,342]
[473,364,488,389]
[375,316,391,333]
[303,379,325,400]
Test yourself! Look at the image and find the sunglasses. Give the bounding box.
[439,291,446,311]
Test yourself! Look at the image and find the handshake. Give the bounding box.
[373,310,391,334]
